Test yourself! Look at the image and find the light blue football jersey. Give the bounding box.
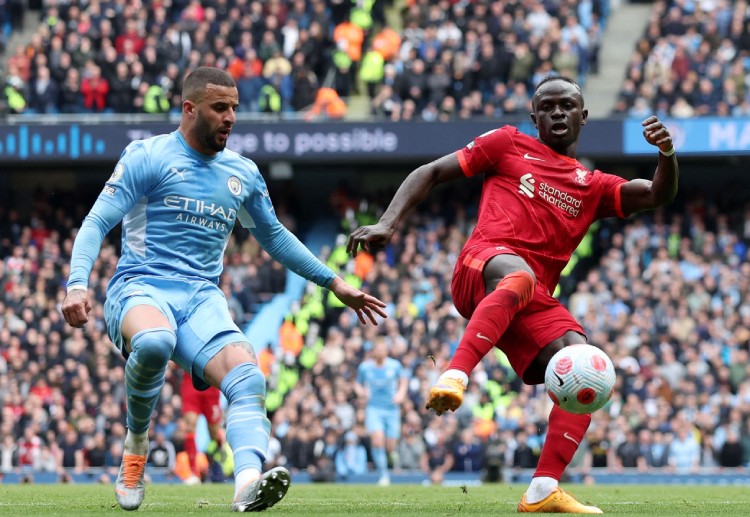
[68,130,333,289]
[357,357,407,410]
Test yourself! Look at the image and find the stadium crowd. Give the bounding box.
[6,0,750,121]
[1,176,750,483]
[0,0,608,120]
[614,0,750,118]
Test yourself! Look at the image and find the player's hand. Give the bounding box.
[329,277,388,325]
[61,288,92,328]
[641,115,673,153]
[346,223,393,257]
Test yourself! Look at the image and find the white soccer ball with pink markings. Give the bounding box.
[544,344,616,414]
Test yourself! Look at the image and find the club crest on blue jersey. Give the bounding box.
[109,163,125,182]
[227,176,242,196]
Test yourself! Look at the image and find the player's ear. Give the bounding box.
[530,112,537,128]
[581,108,588,126]
[183,100,196,119]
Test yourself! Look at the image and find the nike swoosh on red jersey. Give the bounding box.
[476,333,494,343]
[523,153,545,161]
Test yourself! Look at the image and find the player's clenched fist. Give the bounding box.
[642,116,674,153]
[62,288,91,328]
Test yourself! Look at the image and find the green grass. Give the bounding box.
[0,483,748,516]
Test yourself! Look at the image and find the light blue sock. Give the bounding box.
[373,446,388,477]
[221,362,270,475]
[125,328,176,434]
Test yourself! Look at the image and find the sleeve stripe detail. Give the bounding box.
[614,182,625,218]
[456,149,472,177]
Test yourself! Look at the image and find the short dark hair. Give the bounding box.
[182,67,236,102]
[533,75,584,106]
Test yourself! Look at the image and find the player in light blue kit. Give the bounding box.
[61,67,387,512]
[355,338,408,485]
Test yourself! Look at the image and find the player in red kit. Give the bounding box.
[348,76,678,513]
[180,370,224,484]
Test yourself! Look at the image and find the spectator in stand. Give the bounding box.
[107,62,135,113]
[614,429,645,470]
[148,431,177,473]
[420,428,454,485]
[84,433,108,468]
[334,430,368,479]
[80,65,109,113]
[452,427,484,473]
[668,420,701,473]
[27,65,59,114]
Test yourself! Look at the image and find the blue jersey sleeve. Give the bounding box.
[67,199,126,288]
[100,142,156,213]
[238,172,336,288]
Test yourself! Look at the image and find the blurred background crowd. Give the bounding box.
[1,0,747,120]
[613,0,750,118]
[0,0,610,119]
[1,173,750,483]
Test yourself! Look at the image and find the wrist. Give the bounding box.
[327,276,342,290]
[659,147,675,157]
[67,284,88,294]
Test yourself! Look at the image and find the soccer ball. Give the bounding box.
[544,344,616,414]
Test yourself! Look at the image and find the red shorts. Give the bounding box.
[451,245,584,384]
[181,374,223,425]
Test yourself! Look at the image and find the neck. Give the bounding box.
[539,138,577,158]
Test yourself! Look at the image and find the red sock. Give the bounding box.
[448,270,535,375]
[534,405,591,480]
[185,432,198,475]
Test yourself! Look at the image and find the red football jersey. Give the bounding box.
[455,125,627,291]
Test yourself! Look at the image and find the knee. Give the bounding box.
[220,362,266,401]
[130,327,176,366]
[504,269,536,288]
[495,270,536,306]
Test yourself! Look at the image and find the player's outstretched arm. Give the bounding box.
[347,153,464,256]
[620,115,679,215]
[328,276,387,325]
[62,200,125,328]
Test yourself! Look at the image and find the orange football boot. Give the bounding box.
[425,377,466,415]
[518,488,603,514]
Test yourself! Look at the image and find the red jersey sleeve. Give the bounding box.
[455,126,513,177]
[594,170,628,219]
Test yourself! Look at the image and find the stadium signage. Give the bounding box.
[624,117,750,154]
[0,120,622,163]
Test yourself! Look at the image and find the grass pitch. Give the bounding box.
[0,483,748,516]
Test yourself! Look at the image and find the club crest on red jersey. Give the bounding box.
[574,168,589,185]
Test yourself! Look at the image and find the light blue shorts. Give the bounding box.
[104,275,250,390]
[365,406,401,440]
